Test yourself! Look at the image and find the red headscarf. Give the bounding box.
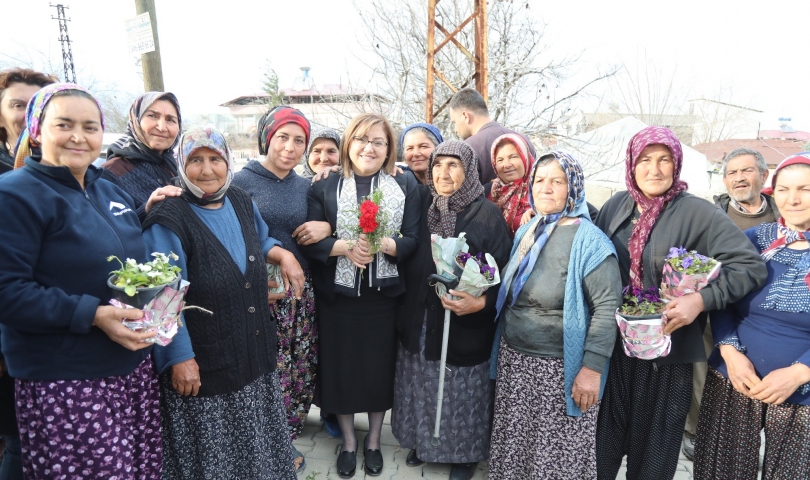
[257,106,311,155]
[625,126,688,289]
[490,134,533,236]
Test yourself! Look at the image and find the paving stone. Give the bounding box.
[307,436,344,461]
[298,409,693,479]
[673,470,693,480]
[296,458,332,479]
[390,467,426,480]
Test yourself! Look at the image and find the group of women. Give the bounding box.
[0,68,805,480]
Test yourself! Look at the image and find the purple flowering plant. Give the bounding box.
[456,251,496,282]
[666,247,718,275]
[619,286,666,316]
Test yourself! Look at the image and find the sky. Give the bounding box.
[2,0,809,132]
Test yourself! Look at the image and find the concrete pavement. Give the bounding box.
[295,406,696,479]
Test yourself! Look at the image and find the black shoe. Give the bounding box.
[336,450,356,478]
[449,462,478,480]
[406,449,424,467]
[363,435,384,476]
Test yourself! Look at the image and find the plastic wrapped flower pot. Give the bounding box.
[108,275,181,310]
[616,286,670,360]
[660,246,721,301]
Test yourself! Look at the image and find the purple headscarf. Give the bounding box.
[624,126,688,289]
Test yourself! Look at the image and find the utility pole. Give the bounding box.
[134,0,165,91]
[50,4,76,84]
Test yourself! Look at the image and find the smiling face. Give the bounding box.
[138,99,179,152]
[307,137,339,173]
[36,95,103,176]
[494,142,526,184]
[774,164,810,231]
[266,123,307,175]
[723,154,768,204]
[633,144,675,199]
[531,159,569,215]
[348,124,388,176]
[185,147,228,194]
[0,82,42,147]
[432,155,466,196]
[403,130,435,176]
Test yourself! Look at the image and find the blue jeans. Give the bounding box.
[0,434,22,480]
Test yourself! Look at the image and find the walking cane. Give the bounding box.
[427,273,460,447]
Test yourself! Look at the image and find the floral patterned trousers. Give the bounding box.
[273,270,318,440]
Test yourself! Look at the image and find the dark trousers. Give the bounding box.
[596,350,693,480]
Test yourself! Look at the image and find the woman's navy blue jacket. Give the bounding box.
[0,157,150,380]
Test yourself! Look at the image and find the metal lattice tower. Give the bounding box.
[425,0,488,123]
[50,4,76,83]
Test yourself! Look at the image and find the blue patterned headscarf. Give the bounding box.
[495,150,589,318]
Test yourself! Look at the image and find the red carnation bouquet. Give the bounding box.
[353,187,397,254]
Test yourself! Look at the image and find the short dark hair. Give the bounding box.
[449,87,488,115]
[0,68,58,143]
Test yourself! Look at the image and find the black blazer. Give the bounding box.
[300,171,421,303]
[397,187,512,367]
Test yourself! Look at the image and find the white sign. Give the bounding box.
[125,12,155,55]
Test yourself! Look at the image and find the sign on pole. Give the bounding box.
[125,12,155,55]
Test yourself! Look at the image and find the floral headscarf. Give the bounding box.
[176,125,232,206]
[490,133,534,235]
[426,140,485,238]
[624,126,688,289]
[14,83,105,169]
[106,92,182,175]
[496,151,588,317]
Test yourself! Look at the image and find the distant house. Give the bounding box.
[758,118,810,141]
[692,138,806,170]
[220,84,388,136]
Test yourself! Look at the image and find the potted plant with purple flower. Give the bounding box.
[615,286,672,360]
[660,246,721,301]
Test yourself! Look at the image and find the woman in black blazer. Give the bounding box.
[300,113,420,478]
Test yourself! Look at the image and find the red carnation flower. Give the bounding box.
[359,200,380,233]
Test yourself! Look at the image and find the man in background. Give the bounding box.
[448,88,536,185]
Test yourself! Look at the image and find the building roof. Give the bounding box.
[220,84,382,107]
[687,98,763,113]
[692,138,806,168]
[757,129,810,141]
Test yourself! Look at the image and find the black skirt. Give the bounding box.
[317,281,398,414]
